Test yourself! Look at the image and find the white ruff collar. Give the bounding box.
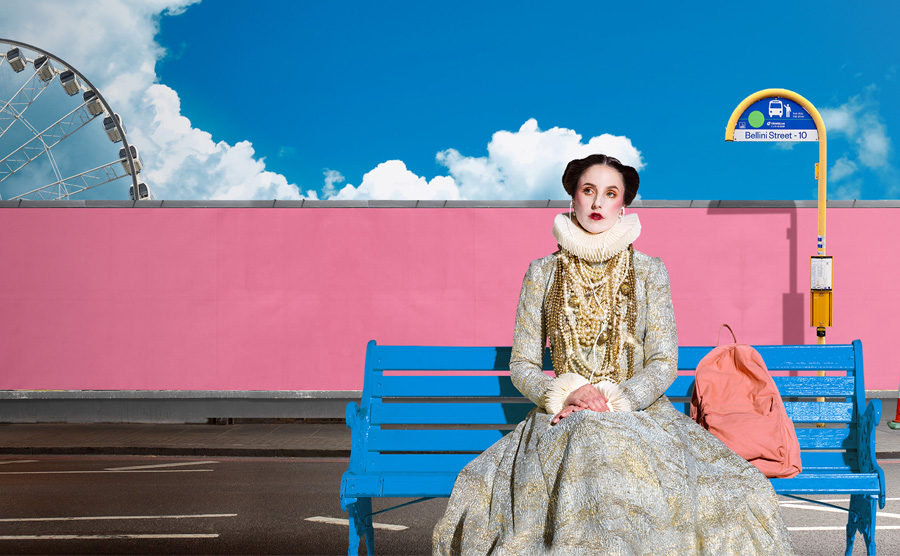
[552,212,641,262]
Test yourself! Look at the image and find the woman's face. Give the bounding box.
[572,164,626,234]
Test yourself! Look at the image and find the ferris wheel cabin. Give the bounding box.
[59,70,80,96]
[6,47,26,72]
[82,90,104,116]
[119,145,143,175]
[33,55,54,82]
[103,114,124,142]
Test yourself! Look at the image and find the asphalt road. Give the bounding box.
[1,455,899,555]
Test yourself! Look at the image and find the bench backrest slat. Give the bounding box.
[369,429,509,452]
[365,453,488,474]
[800,450,857,469]
[784,401,854,422]
[676,344,857,371]
[359,448,858,477]
[365,427,855,453]
[369,344,857,373]
[665,375,856,398]
[374,376,523,397]
[370,400,533,425]
[794,428,856,449]
[371,345,517,371]
[375,375,858,399]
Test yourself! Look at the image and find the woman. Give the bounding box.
[433,154,795,555]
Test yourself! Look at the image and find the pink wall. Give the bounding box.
[1,206,896,391]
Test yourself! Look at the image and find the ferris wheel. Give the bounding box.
[0,38,150,201]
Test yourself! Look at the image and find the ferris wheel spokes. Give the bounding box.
[0,67,53,138]
[0,99,99,183]
[10,159,129,201]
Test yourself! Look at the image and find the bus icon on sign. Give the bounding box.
[769,99,784,118]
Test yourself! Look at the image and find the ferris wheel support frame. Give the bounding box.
[0,38,139,197]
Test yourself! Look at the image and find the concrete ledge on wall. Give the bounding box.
[5,199,900,208]
[3,390,895,424]
[0,390,362,424]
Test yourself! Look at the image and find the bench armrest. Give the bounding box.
[341,401,366,512]
[859,399,886,508]
[346,400,362,430]
[344,401,371,474]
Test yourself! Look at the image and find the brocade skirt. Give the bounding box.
[432,397,795,555]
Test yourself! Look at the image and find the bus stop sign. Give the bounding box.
[732,97,818,142]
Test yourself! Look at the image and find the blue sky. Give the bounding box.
[2,1,898,200]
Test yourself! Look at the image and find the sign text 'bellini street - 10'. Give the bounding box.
[732,97,818,142]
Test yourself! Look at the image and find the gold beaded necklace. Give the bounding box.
[547,245,637,384]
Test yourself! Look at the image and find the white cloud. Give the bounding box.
[833,179,862,200]
[820,88,896,197]
[821,91,892,170]
[857,116,889,169]
[829,156,858,182]
[439,118,643,200]
[331,160,460,201]
[820,104,858,137]
[322,169,345,198]
[329,119,644,200]
[0,0,307,200]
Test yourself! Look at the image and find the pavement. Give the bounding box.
[0,421,351,458]
[3,398,900,459]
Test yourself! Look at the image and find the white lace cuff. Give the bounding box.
[544,374,590,415]
[544,375,633,415]
[594,380,633,413]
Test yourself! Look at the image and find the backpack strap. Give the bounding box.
[717,324,737,346]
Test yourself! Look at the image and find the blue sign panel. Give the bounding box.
[733,97,818,141]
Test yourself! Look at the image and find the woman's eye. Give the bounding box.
[606,190,617,198]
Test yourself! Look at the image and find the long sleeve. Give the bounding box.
[509,257,555,408]
[621,257,678,410]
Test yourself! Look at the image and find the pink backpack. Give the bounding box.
[690,325,802,479]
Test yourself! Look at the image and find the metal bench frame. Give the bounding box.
[340,339,884,555]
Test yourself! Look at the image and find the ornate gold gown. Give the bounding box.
[433,239,795,555]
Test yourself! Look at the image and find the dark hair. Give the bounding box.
[562,154,639,206]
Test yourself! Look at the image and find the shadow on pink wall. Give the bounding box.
[706,207,804,345]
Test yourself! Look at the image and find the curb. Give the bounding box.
[0,447,351,458]
[3,446,897,461]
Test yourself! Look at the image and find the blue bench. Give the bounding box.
[340,339,885,555]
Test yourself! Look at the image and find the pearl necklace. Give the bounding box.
[547,245,637,384]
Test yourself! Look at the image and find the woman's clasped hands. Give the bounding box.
[551,383,610,425]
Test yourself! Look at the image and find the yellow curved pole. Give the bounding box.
[725,88,827,257]
[725,88,830,365]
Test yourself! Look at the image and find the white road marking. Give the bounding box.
[0,534,219,540]
[0,469,213,475]
[0,460,37,465]
[104,461,219,471]
[0,513,236,523]
[305,516,408,531]
[780,503,900,519]
[789,526,900,531]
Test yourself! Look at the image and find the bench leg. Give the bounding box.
[347,498,374,555]
[846,494,877,556]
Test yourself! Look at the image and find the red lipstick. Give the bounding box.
[590,213,602,221]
